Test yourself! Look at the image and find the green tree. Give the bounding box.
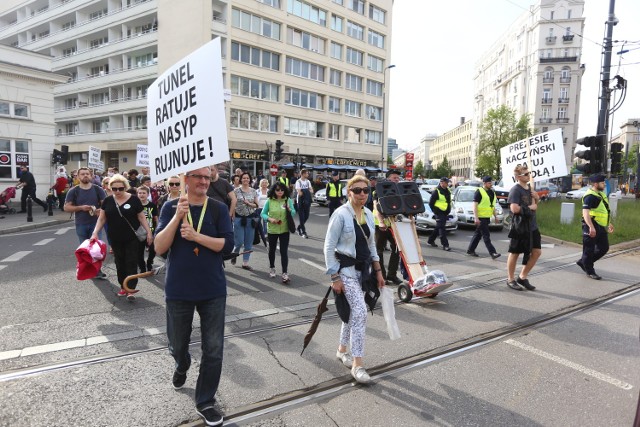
[413,160,425,177]
[434,156,454,178]
[475,105,532,179]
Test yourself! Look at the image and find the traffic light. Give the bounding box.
[574,136,603,174]
[274,140,284,161]
[610,142,623,175]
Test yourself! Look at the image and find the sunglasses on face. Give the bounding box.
[111,187,125,192]
[518,172,531,177]
[350,187,370,195]
[168,182,180,187]
[275,188,284,191]
[186,174,212,181]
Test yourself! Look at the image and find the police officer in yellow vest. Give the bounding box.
[466,176,502,259]
[326,171,343,216]
[577,174,614,280]
[427,177,452,251]
[278,170,290,189]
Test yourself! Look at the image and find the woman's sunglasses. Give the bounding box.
[111,187,125,192]
[168,182,180,187]
[350,187,370,195]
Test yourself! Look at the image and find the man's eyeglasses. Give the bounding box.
[350,187,370,195]
[168,182,180,187]
[518,172,531,177]
[111,187,125,192]
[186,174,212,181]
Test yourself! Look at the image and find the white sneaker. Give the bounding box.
[336,350,353,368]
[351,366,371,384]
[269,268,276,278]
[281,272,290,283]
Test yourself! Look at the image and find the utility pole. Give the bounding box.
[595,0,617,174]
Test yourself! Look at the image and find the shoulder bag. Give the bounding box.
[115,199,147,242]
[285,198,296,233]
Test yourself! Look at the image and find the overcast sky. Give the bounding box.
[388,0,640,151]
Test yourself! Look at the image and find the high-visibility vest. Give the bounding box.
[278,176,289,187]
[327,181,342,197]
[434,187,449,211]
[477,187,495,218]
[582,188,609,227]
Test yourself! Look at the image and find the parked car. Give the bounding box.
[566,186,590,200]
[313,179,348,206]
[493,186,510,209]
[420,179,441,193]
[415,189,457,233]
[451,186,505,230]
[537,184,559,200]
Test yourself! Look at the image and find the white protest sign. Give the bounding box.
[136,144,149,167]
[87,146,102,169]
[147,38,229,182]
[95,160,105,173]
[499,128,567,190]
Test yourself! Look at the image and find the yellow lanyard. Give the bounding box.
[186,198,208,255]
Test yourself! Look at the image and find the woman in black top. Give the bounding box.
[92,174,152,299]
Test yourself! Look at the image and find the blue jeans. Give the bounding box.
[75,222,102,244]
[166,296,226,409]
[233,217,254,263]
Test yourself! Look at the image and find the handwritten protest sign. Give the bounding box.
[499,128,567,190]
[147,38,229,182]
[136,144,149,167]
[88,146,102,169]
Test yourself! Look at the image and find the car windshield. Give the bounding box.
[456,190,475,202]
[426,179,439,185]
[420,189,431,203]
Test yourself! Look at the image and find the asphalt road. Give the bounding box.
[0,204,638,427]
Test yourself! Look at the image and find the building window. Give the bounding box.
[331,15,343,32]
[230,109,278,132]
[92,119,109,133]
[330,69,342,86]
[365,130,382,145]
[287,28,325,54]
[256,0,280,7]
[567,9,571,19]
[346,21,364,40]
[285,88,323,110]
[348,0,364,14]
[344,126,361,143]
[559,87,568,101]
[90,37,108,49]
[368,29,385,48]
[0,138,30,179]
[285,57,325,82]
[369,5,386,24]
[231,75,279,101]
[333,0,343,5]
[330,42,343,60]
[366,79,383,97]
[135,114,147,130]
[62,20,75,30]
[64,122,78,135]
[328,97,341,113]
[89,8,108,20]
[542,89,551,102]
[62,46,77,57]
[232,8,281,40]
[0,101,30,119]
[366,105,382,121]
[344,100,362,117]
[287,0,327,26]
[346,47,364,66]
[368,55,383,72]
[541,107,550,119]
[0,102,10,115]
[231,42,280,71]
[328,124,340,140]
[284,117,323,137]
[345,73,363,92]
[558,107,567,119]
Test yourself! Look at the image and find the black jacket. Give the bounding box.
[429,186,451,216]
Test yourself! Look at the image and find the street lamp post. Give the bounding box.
[381,64,396,171]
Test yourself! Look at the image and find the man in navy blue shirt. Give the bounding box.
[154,166,233,427]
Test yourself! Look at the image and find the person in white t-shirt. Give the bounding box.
[294,169,313,238]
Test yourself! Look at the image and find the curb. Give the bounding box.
[0,218,74,236]
[541,235,640,251]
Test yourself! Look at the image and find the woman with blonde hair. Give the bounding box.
[324,175,385,383]
[92,174,152,300]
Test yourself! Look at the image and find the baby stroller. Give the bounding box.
[0,186,17,214]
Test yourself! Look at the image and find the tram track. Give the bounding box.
[1,245,637,387]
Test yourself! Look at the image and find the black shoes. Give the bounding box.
[442,246,451,252]
[388,276,403,285]
[196,406,224,426]
[588,273,602,280]
[576,260,586,272]
[427,242,438,248]
[172,370,187,389]
[507,280,524,291]
[517,277,536,290]
[490,253,501,260]
[466,251,479,257]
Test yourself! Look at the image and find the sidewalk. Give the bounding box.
[0,206,73,235]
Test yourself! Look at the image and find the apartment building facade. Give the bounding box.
[429,118,473,178]
[0,0,393,175]
[472,0,585,178]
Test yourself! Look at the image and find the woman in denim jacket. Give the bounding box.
[324,175,385,384]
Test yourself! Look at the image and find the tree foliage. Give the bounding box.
[413,160,425,177]
[475,105,532,179]
[434,156,454,178]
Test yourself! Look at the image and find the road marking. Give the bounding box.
[496,239,554,249]
[0,265,6,271]
[505,339,633,390]
[33,238,55,246]
[0,251,32,262]
[314,213,329,217]
[55,226,74,235]
[300,258,326,271]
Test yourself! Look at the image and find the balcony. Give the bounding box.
[542,77,554,83]
[558,97,570,104]
[56,127,148,145]
[556,118,569,124]
[541,97,552,104]
[55,96,147,121]
[540,56,578,63]
[539,118,553,124]
[560,77,571,83]
[55,64,158,96]
[545,36,557,45]
[563,35,574,42]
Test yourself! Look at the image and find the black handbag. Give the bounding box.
[285,199,296,233]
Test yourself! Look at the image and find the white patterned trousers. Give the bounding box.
[339,272,368,358]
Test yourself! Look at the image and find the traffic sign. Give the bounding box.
[270,164,278,176]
